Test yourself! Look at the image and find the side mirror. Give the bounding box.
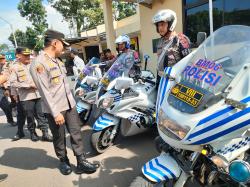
[115,77,134,90]
[197,32,207,46]
[86,76,98,86]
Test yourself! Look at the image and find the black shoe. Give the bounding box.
[75,155,100,174]
[0,174,8,182]
[41,130,53,142]
[30,132,39,142]
[59,158,72,175]
[12,133,25,141]
[8,121,17,126]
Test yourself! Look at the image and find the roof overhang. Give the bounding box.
[120,0,153,8]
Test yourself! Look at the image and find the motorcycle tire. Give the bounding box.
[91,126,116,154]
[129,175,155,187]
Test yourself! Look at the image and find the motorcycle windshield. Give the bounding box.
[86,57,100,66]
[181,25,250,94]
[100,52,134,88]
[168,25,250,114]
[78,57,100,81]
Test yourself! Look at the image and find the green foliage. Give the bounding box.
[8,29,27,47]
[49,0,104,36]
[18,0,48,33]
[49,0,137,36]
[8,0,48,51]
[0,44,9,52]
[113,1,137,21]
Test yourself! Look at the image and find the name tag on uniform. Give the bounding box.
[52,77,60,84]
[50,68,61,78]
[50,68,61,84]
[17,69,27,82]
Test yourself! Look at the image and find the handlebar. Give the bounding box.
[141,78,156,85]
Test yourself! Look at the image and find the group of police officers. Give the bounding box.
[0,9,190,178]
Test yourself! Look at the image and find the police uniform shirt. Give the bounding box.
[30,51,76,118]
[0,62,13,99]
[10,61,40,101]
[157,33,191,72]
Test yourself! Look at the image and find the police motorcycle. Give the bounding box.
[74,57,104,122]
[130,25,250,187]
[91,52,157,153]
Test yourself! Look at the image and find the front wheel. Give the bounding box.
[130,176,155,187]
[91,126,117,154]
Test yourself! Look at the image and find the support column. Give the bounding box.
[102,0,116,53]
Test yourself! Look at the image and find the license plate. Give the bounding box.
[170,83,203,107]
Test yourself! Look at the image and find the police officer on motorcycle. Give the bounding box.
[115,35,140,77]
[153,9,191,86]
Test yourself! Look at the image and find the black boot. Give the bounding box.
[41,130,53,142]
[12,131,25,141]
[8,121,17,126]
[59,157,72,175]
[0,174,8,182]
[30,131,39,142]
[75,154,100,174]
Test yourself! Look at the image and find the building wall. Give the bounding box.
[115,13,141,36]
[139,0,183,74]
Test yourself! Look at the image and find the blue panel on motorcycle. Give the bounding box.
[229,160,250,183]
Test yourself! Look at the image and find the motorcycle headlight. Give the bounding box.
[211,155,229,168]
[158,109,190,140]
[102,97,114,108]
[229,160,250,183]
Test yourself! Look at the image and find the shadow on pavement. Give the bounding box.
[72,155,142,187]
[0,124,29,140]
[0,147,58,170]
[73,131,158,187]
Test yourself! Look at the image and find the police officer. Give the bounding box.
[0,50,27,140]
[115,35,141,76]
[30,29,99,175]
[11,86,27,141]
[152,9,191,86]
[11,48,27,141]
[10,47,52,142]
[0,54,16,126]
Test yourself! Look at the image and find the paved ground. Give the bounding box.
[0,109,158,187]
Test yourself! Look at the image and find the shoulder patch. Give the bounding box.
[178,33,190,49]
[36,64,44,74]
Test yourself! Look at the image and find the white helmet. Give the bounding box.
[152,9,177,32]
[115,35,130,49]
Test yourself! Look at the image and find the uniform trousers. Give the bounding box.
[21,98,49,132]
[45,106,84,159]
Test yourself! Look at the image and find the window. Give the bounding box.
[184,0,250,44]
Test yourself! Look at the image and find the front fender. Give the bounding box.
[142,152,181,183]
[92,113,120,131]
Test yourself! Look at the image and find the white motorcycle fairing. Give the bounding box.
[92,112,120,131]
[142,152,181,183]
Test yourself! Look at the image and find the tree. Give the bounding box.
[0,44,9,52]
[113,1,137,21]
[9,0,48,51]
[8,29,27,47]
[48,0,104,36]
[49,0,137,36]
[18,0,48,33]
